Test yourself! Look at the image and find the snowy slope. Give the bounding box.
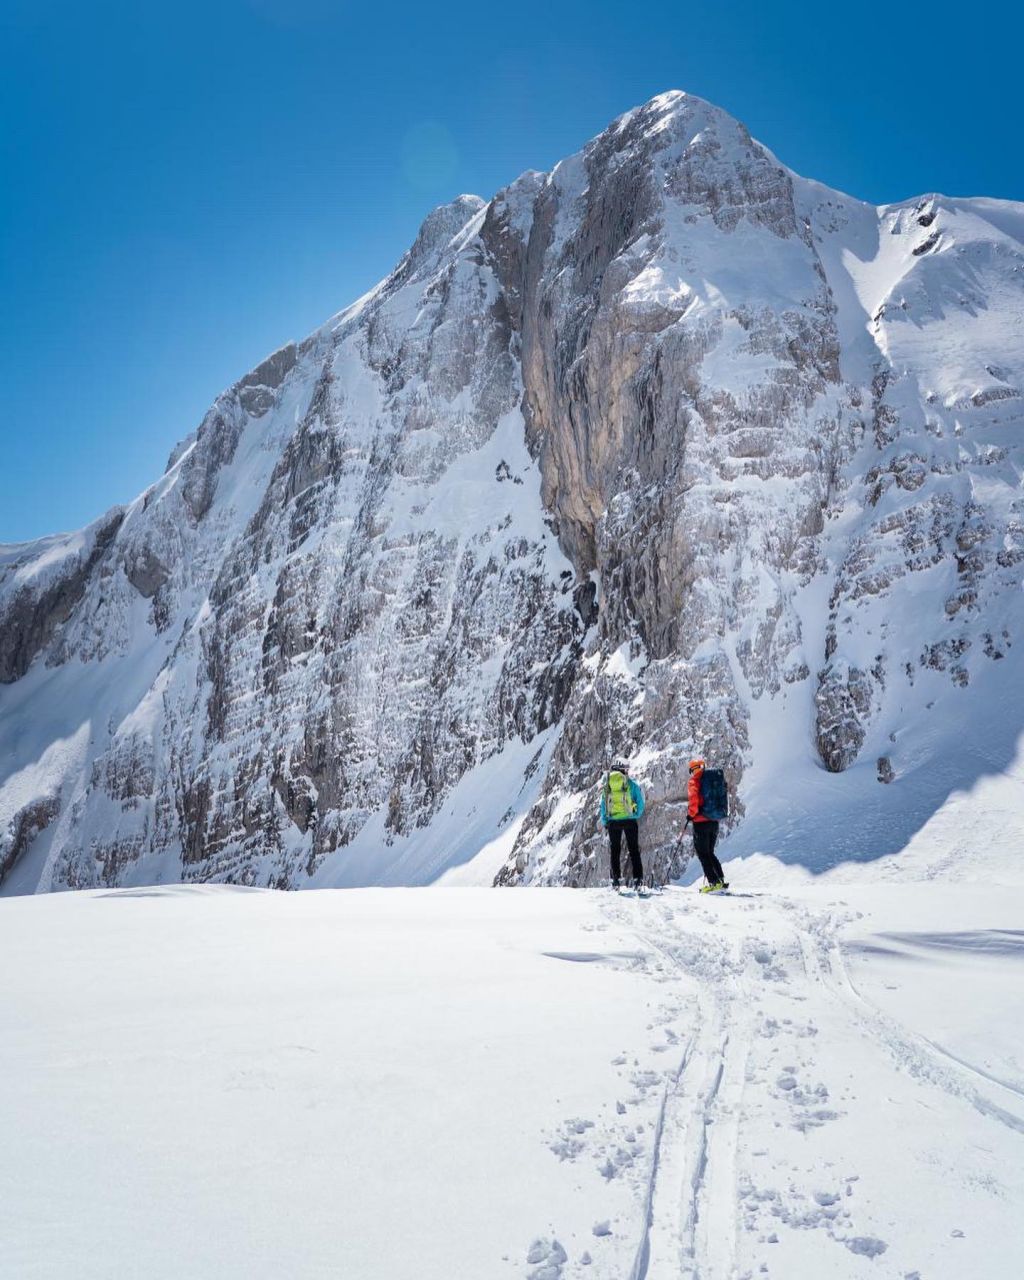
[2,90,1023,893]
[2,883,1022,1278]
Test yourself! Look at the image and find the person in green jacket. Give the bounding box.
[599,763,645,889]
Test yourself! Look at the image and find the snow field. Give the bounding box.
[2,882,1022,1279]
[0,888,661,1279]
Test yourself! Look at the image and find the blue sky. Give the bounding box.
[2,0,1021,541]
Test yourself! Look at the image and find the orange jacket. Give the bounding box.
[688,769,709,822]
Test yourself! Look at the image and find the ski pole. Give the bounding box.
[673,815,691,862]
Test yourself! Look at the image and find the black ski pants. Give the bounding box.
[692,819,724,884]
[607,819,643,886]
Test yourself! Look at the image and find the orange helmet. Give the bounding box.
[688,758,705,772]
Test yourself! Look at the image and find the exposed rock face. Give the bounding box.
[497,98,844,881]
[2,90,1023,892]
[0,795,60,885]
[0,509,125,682]
[815,662,876,774]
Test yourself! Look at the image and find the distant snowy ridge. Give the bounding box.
[2,89,1023,894]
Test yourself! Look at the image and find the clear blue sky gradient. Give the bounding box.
[2,0,1021,541]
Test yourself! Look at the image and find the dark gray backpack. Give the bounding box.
[699,768,728,820]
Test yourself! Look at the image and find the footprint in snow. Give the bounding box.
[751,945,787,981]
[525,1237,567,1279]
[547,1117,593,1161]
[773,1068,838,1130]
[844,1236,888,1258]
[630,1069,661,1094]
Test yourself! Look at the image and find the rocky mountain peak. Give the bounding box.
[2,93,1022,895]
[403,193,487,276]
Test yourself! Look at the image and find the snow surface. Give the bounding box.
[2,880,1022,1279]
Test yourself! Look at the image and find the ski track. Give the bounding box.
[581,888,1024,1280]
[792,904,1024,1135]
[604,894,743,1280]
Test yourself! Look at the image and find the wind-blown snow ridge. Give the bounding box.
[2,88,1023,893]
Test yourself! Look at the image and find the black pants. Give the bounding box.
[608,819,643,886]
[692,820,724,884]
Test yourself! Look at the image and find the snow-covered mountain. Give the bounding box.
[2,89,1023,894]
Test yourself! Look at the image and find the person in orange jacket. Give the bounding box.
[687,758,728,891]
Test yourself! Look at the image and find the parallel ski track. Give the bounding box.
[787,902,1024,1136]
[625,1026,694,1280]
[605,894,746,1280]
[601,888,1024,1280]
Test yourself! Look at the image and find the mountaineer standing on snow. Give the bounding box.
[599,764,645,890]
[687,757,729,892]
